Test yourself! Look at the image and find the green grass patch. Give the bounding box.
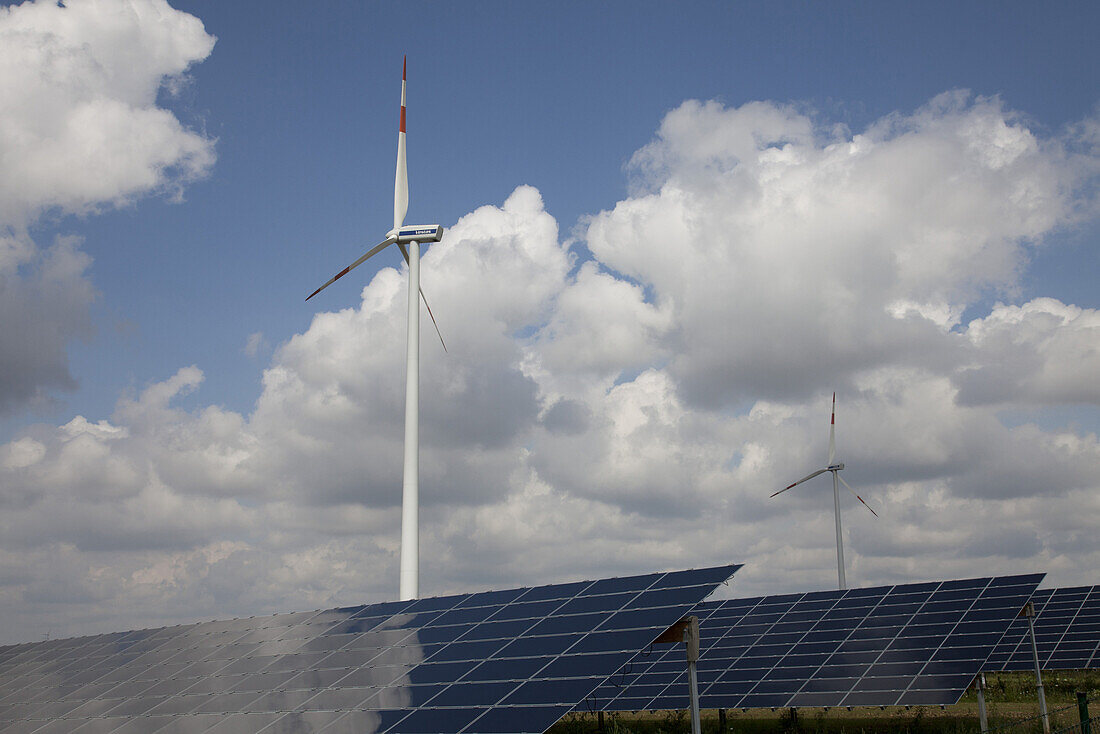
[957,670,1100,703]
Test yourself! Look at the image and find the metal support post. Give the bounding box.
[683,616,702,734]
[976,672,989,734]
[1079,691,1091,734]
[718,707,727,732]
[1023,602,1050,734]
[655,615,703,734]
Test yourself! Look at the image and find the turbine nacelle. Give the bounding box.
[388,225,444,243]
[827,463,845,471]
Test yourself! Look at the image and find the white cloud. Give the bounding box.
[588,92,1088,407]
[958,298,1100,406]
[1,93,1099,643]
[0,0,215,222]
[244,331,267,358]
[529,261,673,401]
[0,437,45,469]
[0,0,215,415]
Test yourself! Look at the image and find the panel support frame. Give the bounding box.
[655,615,702,734]
[1022,601,1050,734]
[976,672,989,733]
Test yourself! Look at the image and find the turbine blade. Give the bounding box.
[838,474,878,517]
[394,55,408,231]
[398,243,447,352]
[305,237,396,301]
[828,391,836,465]
[771,468,828,497]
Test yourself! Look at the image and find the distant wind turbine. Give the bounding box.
[306,57,444,601]
[771,393,878,590]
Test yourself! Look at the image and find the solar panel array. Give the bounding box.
[0,564,738,734]
[985,585,1100,672]
[585,573,1044,712]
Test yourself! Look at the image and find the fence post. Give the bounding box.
[1079,691,1091,734]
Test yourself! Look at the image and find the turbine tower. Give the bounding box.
[306,57,443,601]
[771,393,877,590]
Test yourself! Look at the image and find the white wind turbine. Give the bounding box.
[306,57,444,601]
[771,393,878,590]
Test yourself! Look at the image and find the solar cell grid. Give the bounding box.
[586,573,1043,712]
[985,586,1100,672]
[0,564,739,734]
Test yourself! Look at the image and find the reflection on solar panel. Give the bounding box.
[0,565,739,734]
[985,586,1100,672]
[585,574,1043,712]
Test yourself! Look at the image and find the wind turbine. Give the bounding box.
[306,57,444,601]
[771,393,877,590]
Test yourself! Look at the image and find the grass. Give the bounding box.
[957,670,1100,703]
[546,671,1100,734]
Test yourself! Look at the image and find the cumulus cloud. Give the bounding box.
[0,0,215,222]
[958,298,1100,406]
[589,92,1091,406]
[1,93,1099,643]
[0,0,215,415]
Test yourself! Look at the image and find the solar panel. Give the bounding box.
[984,585,1100,672]
[584,573,1044,712]
[0,564,738,734]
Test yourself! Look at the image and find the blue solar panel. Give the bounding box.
[0,564,739,733]
[583,573,1043,712]
[984,586,1100,672]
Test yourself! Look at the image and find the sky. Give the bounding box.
[0,0,1098,644]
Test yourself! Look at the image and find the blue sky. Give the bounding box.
[1,0,1098,641]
